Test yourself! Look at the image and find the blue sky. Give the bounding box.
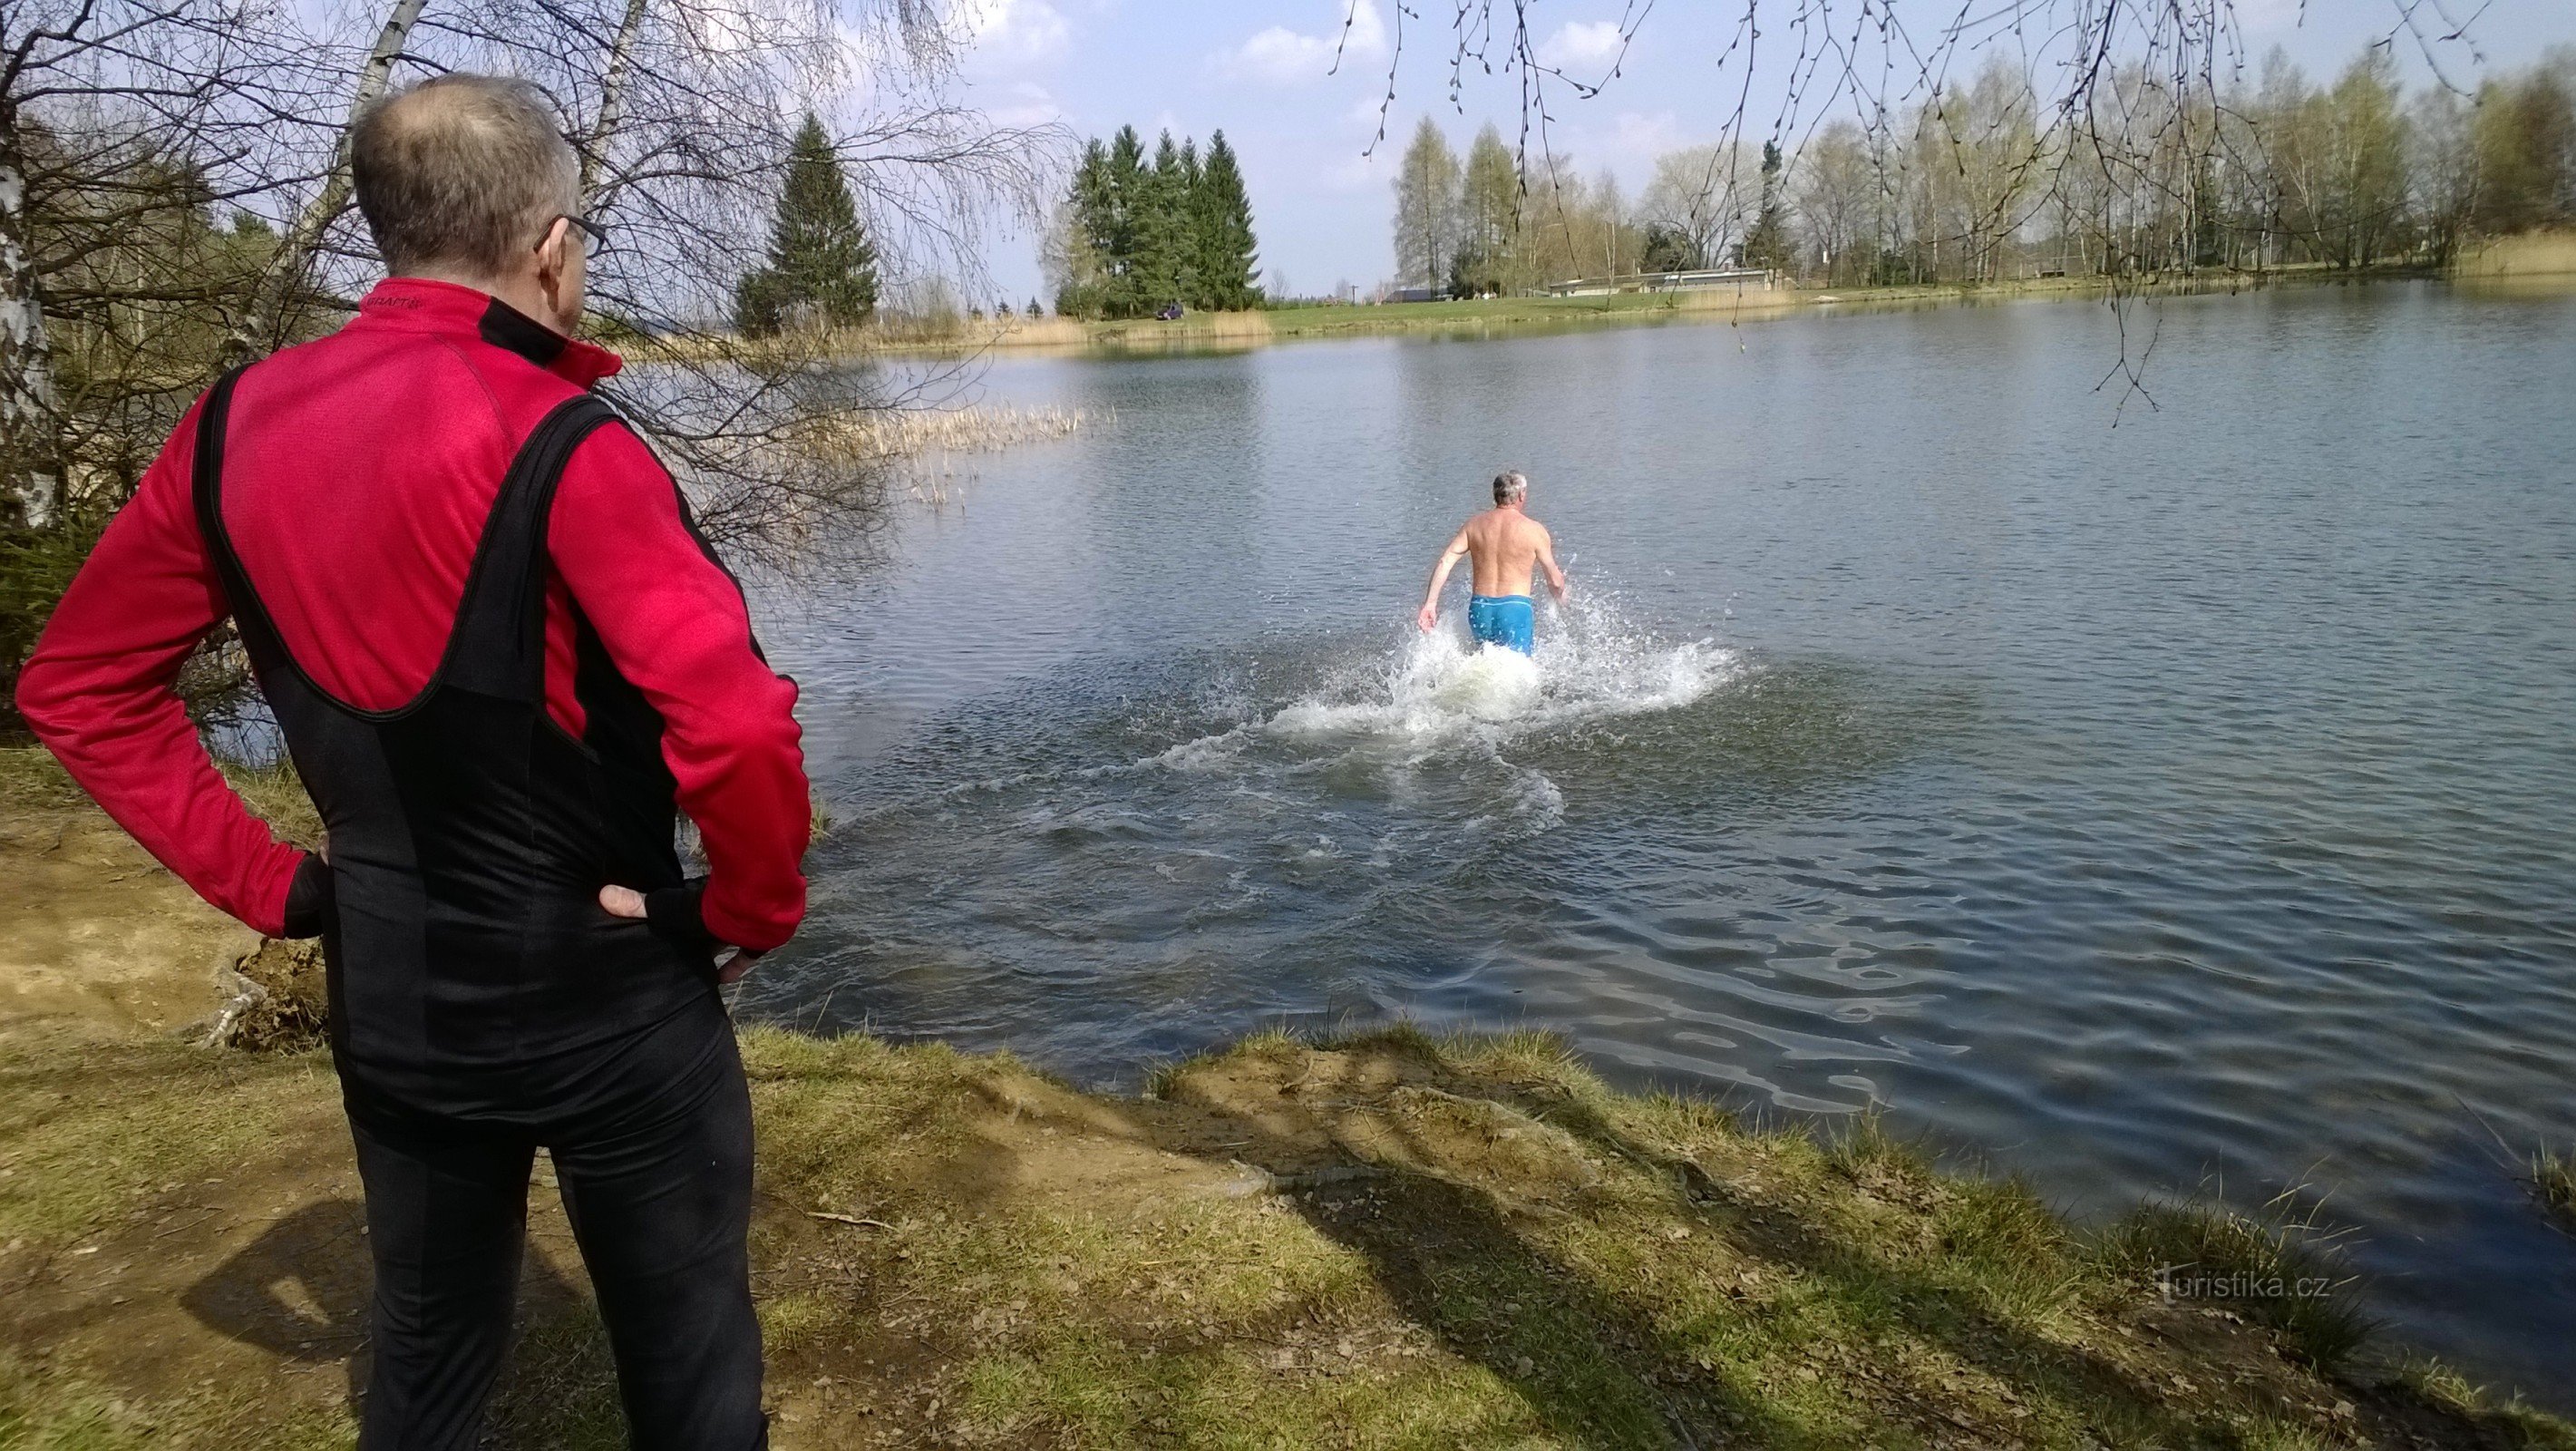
[945,1,2576,304]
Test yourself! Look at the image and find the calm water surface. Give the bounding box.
[738,283,2576,1401]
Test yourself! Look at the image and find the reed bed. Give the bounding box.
[809,402,1100,508]
[2457,230,2576,279]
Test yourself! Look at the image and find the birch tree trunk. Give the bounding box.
[581,0,650,205]
[0,111,60,528]
[229,0,427,358]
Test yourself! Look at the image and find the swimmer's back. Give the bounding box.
[1464,508,1550,598]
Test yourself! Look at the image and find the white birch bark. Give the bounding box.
[232,0,427,355]
[0,144,60,527]
[582,0,650,206]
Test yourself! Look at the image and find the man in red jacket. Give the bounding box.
[15,75,804,1450]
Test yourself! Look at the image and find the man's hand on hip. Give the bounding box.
[600,884,763,984]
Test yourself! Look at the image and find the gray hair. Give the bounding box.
[352,74,580,277]
[1493,471,1529,505]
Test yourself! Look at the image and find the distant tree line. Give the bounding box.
[1390,45,2576,295]
[1046,127,1260,317]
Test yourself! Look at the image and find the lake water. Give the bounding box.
[740,282,2576,1402]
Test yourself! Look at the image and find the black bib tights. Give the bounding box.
[195,369,767,1451]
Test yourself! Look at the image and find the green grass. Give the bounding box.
[0,1351,352,1451]
[0,747,84,812]
[2392,1356,2576,1451]
[2533,1144,2576,1232]
[2,745,317,848]
[2091,1193,2371,1368]
[4,1016,2571,1447]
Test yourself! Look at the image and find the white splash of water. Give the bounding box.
[1157,595,1742,772]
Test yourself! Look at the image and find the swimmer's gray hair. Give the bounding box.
[1493,471,1529,504]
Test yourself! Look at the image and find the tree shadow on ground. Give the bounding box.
[1141,1039,2565,1449]
[1287,1168,1784,1447]
[180,1193,617,1443]
[179,1198,375,1407]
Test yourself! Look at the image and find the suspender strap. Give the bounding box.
[189,365,280,667]
[442,394,621,700]
[189,368,623,710]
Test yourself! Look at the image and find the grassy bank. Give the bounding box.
[618,260,2523,371]
[4,752,2574,1447]
[821,263,2449,359]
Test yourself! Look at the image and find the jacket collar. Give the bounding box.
[349,277,624,387]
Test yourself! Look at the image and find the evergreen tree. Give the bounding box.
[1103,126,1150,316]
[1194,131,1262,308]
[1742,140,1793,273]
[1051,123,1266,317]
[1131,131,1191,312]
[1639,224,1698,273]
[1050,138,1115,318]
[736,113,878,336]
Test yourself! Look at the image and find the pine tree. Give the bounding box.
[735,113,878,336]
[1131,131,1191,313]
[1195,131,1261,308]
[1103,126,1149,316]
[1742,140,1792,274]
[1052,124,1265,317]
[1049,138,1115,318]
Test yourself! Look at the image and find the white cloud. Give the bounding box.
[1539,19,1628,71]
[1324,151,1388,192]
[964,0,1071,64]
[1610,110,1688,160]
[987,81,1065,130]
[1219,0,1386,87]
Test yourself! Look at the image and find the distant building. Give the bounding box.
[1539,268,1774,297]
[1385,286,1446,304]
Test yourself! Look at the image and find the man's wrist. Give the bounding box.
[280,852,334,939]
[644,879,722,949]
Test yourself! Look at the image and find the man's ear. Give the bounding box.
[533,216,569,287]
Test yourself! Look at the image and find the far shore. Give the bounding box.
[5,745,2574,1446]
[622,236,2576,369]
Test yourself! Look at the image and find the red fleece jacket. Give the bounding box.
[15,278,809,951]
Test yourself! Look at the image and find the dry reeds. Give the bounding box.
[805,402,1099,508]
[2456,231,2576,279]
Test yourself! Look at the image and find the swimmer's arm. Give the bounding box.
[1535,525,1569,602]
[1418,527,1472,631]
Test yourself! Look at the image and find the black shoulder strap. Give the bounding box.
[441,394,623,701]
[189,365,289,670]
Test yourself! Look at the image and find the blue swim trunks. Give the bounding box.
[1467,594,1536,655]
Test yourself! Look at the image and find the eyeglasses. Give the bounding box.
[551,213,608,258]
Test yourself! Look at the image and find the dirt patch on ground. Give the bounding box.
[0,803,263,1044]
